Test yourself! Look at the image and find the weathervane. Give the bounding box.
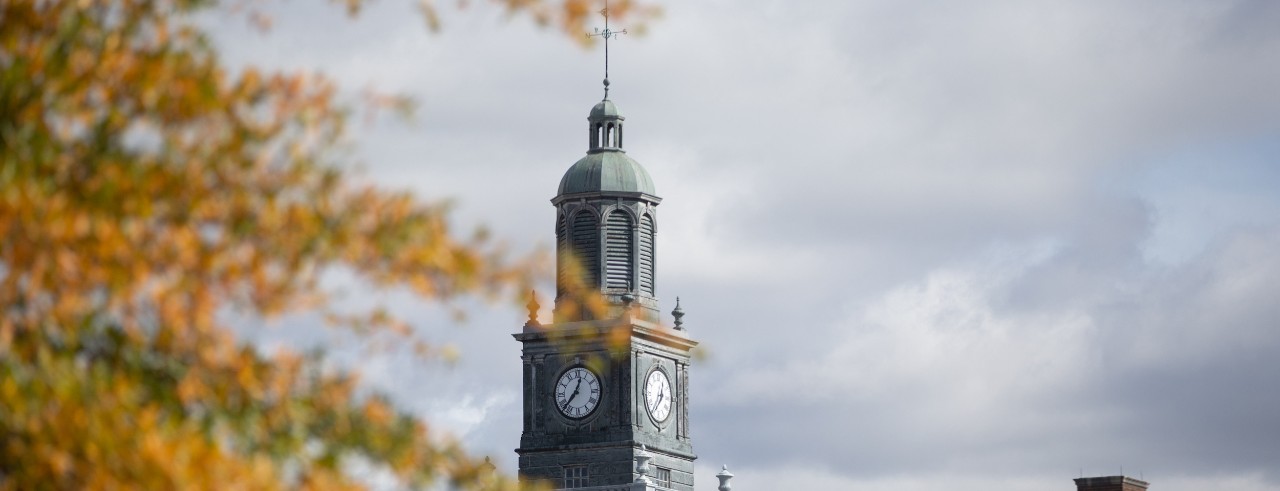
[586,0,627,99]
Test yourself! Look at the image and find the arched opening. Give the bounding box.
[639,214,655,295]
[604,209,633,290]
[570,211,599,288]
[605,123,614,148]
[556,213,568,297]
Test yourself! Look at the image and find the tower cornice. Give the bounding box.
[551,191,662,206]
[513,318,698,351]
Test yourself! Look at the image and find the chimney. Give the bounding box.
[1074,476,1150,491]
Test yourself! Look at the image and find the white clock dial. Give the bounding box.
[555,367,601,419]
[644,369,673,422]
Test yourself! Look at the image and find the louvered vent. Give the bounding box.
[604,210,633,290]
[556,213,567,296]
[639,214,655,295]
[570,212,598,288]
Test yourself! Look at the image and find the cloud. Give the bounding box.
[203,1,1280,488]
[693,216,1280,486]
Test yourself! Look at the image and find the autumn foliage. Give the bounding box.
[0,0,652,489]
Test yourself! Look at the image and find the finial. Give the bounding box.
[634,445,652,483]
[716,465,734,491]
[587,0,626,100]
[525,290,540,326]
[620,290,635,320]
[480,456,497,484]
[672,296,685,330]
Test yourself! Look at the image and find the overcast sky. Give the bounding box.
[209,1,1280,490]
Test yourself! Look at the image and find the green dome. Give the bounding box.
[558,151,656,196]
[590,99,622,119]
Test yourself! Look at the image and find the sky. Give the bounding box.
[208,1,1280,490]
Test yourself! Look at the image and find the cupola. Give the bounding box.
[588,88,624,152]
[552,90,661,320]
[558,96,656,197]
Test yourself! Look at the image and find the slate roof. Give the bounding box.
[558,150,656,196]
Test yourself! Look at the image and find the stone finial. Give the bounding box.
[620,286,636,321]
[525,290,540,327]
[480,456,497,485]
[671,297,685,330]
[634,445,652,484]
[716,465,734,491]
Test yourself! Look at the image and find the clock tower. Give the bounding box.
[513,87,697,490]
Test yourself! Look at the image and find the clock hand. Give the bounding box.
[562,379,583,409]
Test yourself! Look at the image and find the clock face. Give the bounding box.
[555,367,601,419]
[644,369,673,422]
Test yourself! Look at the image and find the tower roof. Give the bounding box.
[590,98,622,119]
[558,94,658,198]
[558,150,656,196]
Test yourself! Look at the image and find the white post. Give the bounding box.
[716,465,734,491]
[634,445,652,485]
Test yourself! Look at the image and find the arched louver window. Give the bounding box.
[639,214,655,295]
[570,212,599,288]
[604,210,633,290]
[556,213,567,296]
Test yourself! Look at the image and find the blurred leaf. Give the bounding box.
[0,0,662,489]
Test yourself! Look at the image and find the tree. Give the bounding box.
[0,1,654,489]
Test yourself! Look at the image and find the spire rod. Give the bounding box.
[586,0,627,100]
